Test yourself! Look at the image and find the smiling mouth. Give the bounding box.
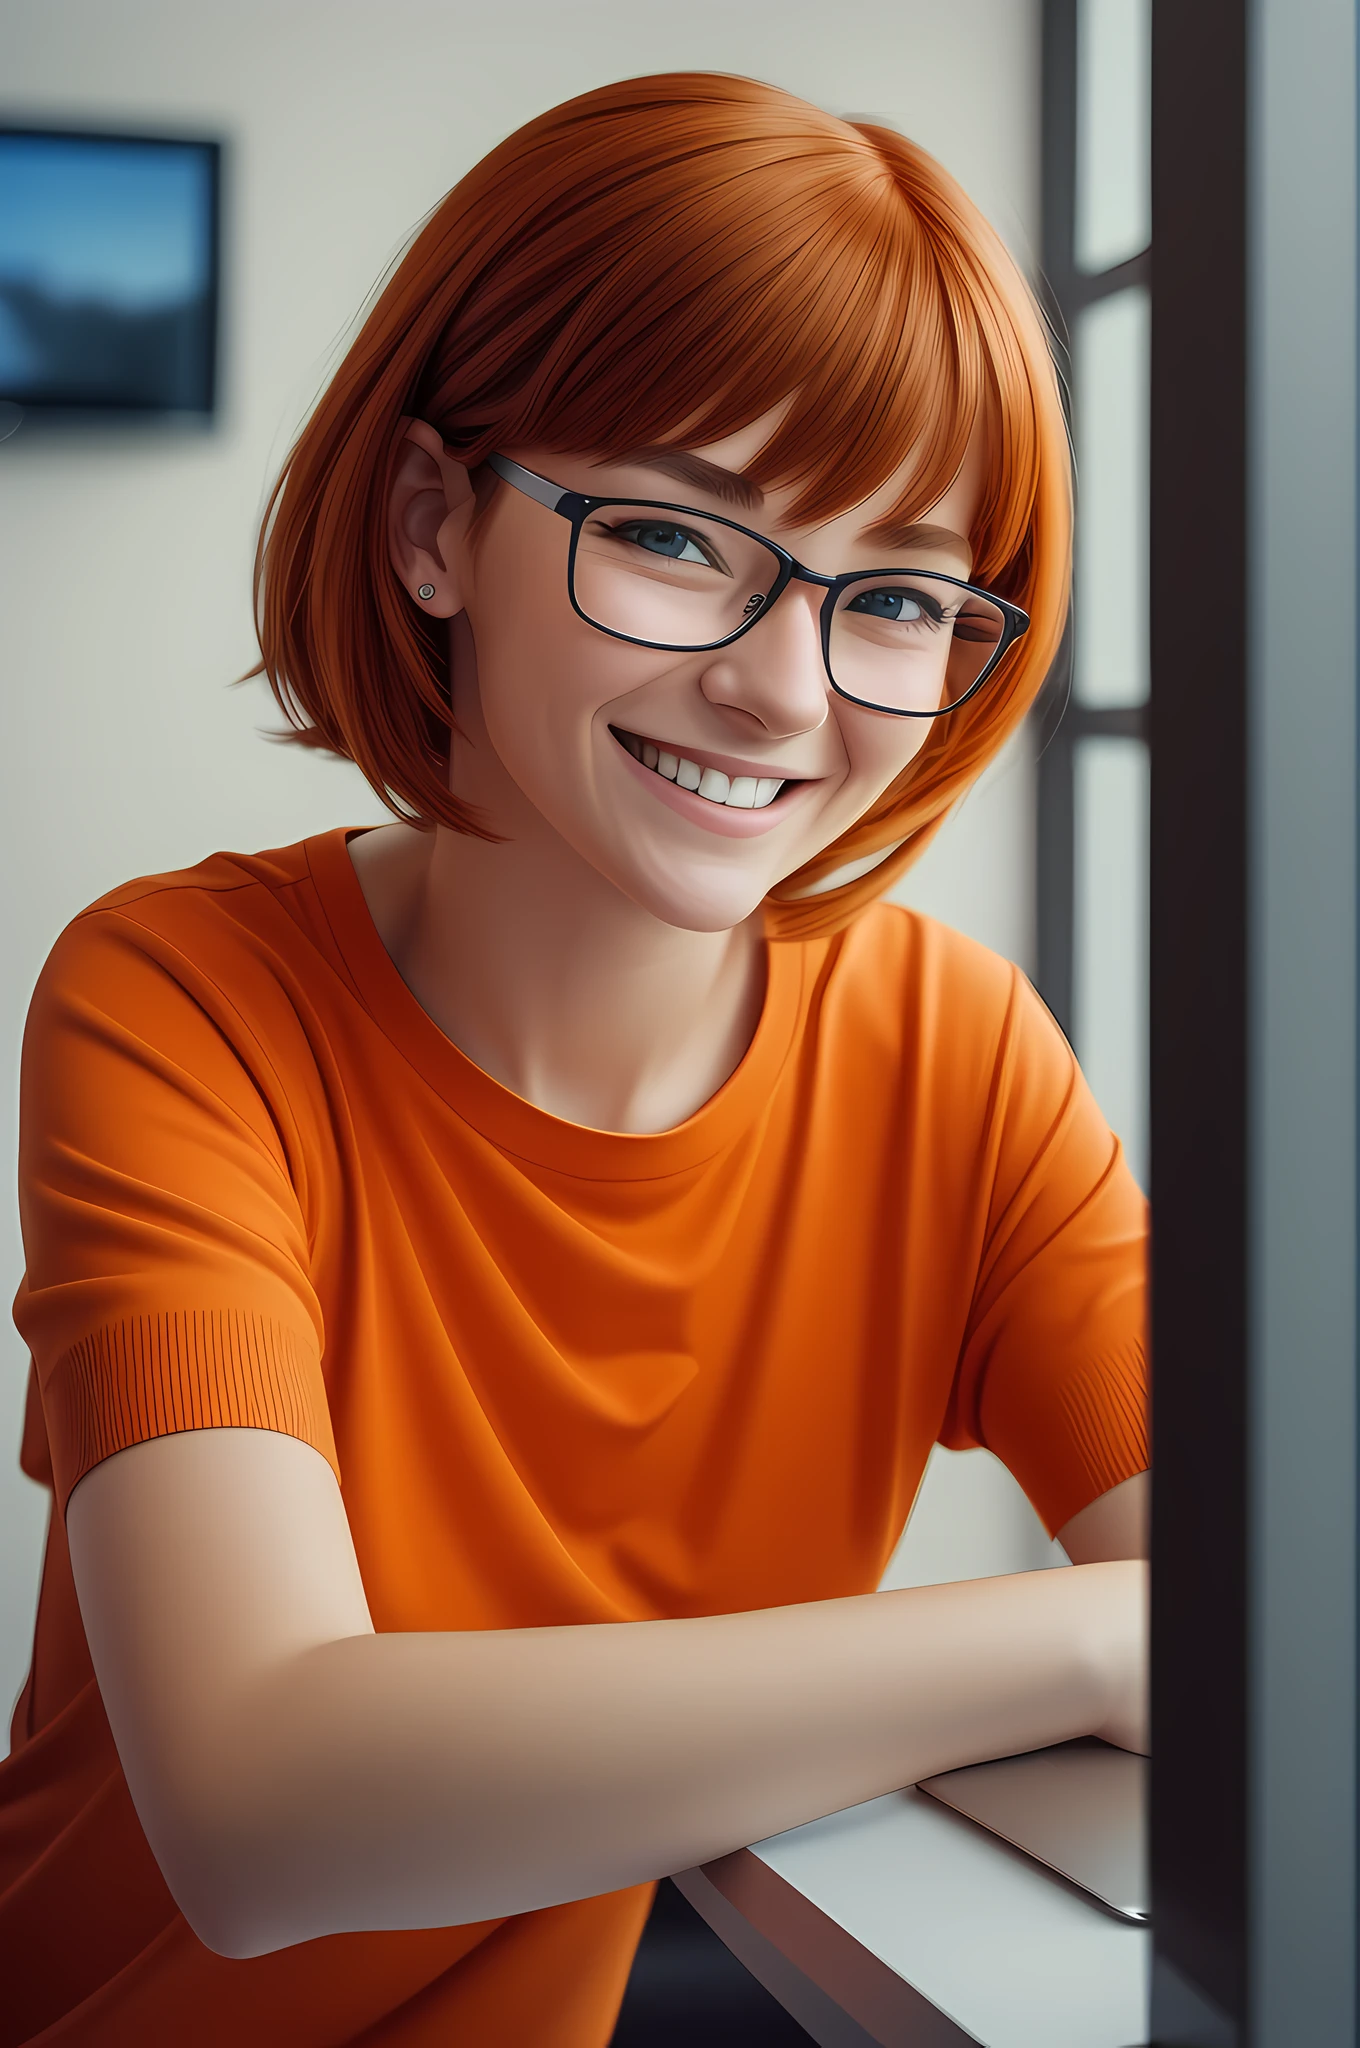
[611,728,794,811]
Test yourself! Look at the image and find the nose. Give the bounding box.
[695,579,831,740]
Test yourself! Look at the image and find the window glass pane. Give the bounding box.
[1073,736,1149,1190]
[1073,285,1149,707]
[1075,0,1151,272]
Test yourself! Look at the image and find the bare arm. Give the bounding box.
[1057,1470,1149,1564]
[66,1428,1147,1961]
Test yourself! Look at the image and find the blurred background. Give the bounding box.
[0,0,1148,1747]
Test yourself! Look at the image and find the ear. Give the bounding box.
[388,417,476,618]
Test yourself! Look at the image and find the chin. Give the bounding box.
[613,857,775,935]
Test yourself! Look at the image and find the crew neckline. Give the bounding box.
[303,826,807,1179]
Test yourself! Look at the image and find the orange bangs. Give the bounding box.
[247,71,1071,940]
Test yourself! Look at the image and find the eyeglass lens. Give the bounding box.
[571,505,1006,714]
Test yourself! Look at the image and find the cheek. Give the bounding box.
[463,573,648,819]
[834,705,935,811]
[466,556,591,755]
[777,712,935,890]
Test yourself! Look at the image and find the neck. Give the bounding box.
[349,817,767,1134]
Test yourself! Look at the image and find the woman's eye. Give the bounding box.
[847,587,936,624]
[612,521,714,567]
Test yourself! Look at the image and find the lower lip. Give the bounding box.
[613,737,812,839]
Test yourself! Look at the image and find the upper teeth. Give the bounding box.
[619,732,784,809]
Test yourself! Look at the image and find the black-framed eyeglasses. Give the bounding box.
[484,453,1029,718]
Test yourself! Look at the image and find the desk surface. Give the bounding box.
[675,1787,1150,2048]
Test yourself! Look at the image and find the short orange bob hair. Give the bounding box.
[249,71,1070,941]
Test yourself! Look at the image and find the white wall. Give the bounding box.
[1,0,1051,1743]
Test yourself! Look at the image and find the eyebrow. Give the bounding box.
[862,516,972,557]
[598,446,765,511]
[594,448,971,560]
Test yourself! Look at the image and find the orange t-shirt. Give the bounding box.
[2,828,1148,2046]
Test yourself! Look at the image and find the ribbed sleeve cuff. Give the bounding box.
[1041,1339,1149,1536]
[44,1308,338,1514]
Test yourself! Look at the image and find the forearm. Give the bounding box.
[200,1561,1137,1956]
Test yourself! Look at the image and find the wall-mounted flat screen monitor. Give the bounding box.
[0,125,220,420]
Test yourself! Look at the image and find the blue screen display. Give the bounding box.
[0,132,217,412]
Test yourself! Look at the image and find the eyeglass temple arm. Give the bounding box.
[484,453,576,516]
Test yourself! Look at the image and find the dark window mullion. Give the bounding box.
[1066,705,1149,742]
[1067,247,1151,313]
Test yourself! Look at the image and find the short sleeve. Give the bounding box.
[938,967,1149,1537]
[13,906,337,1515]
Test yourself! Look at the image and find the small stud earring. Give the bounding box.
[417,584,436,601]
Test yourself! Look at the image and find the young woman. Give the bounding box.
[3,72,1148,2047]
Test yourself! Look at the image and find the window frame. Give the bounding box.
[1036,0,1150,1042]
